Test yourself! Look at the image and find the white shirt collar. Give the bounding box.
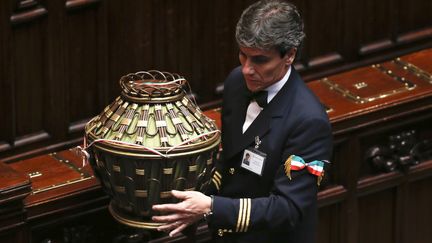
[265,66,291,103]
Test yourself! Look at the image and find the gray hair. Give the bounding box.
[235,0,305,56]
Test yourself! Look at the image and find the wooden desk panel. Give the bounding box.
[310,49,432,125]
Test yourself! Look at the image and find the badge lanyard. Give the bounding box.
[241,136,267,176]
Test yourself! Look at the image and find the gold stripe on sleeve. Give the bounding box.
[243,198,251,232]
[214,171,222,180]
[211,178,220,190]
[240,198,246,232]
[213,174,221,186]
[239,198,249,232]
[236,199,244,232]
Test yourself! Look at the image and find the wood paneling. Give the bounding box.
[302,0,345,67]
[318,204,341,243]
[0,1,12,150]
[397,0,432,36]
[107,0,153,99]
[358,0,394,55]
[65,3,104,126]
[405,177,432,243]
[10,0,47,25]
[0,161,31,243]
[0,0,431,164]
[358,190,396,243]
[11,11,49,150]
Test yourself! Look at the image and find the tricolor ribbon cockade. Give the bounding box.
[284,155,327,185]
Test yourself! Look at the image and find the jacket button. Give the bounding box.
[229,168,235,175]
[217,229,224,237]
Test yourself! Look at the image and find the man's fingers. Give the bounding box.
[152,202,185,213]
[152,213,190,223]
[157,221,177,232]
[169,223,188,237]
[171,190,188,200]
[156,220,187,234]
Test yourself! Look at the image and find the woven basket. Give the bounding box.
[84,70,220,229]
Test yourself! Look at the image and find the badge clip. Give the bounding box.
[254,136,261,149]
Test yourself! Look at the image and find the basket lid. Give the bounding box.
[84,70,220,158]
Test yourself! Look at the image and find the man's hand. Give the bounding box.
[152,190,211,237]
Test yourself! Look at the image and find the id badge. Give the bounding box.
[241,147,267,176]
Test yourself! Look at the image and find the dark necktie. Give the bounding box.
[250,91,268,108]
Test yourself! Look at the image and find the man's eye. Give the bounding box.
[252,57,269,64]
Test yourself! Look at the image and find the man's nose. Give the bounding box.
[242,61,254,75]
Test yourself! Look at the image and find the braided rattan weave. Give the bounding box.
[84,71,220,229]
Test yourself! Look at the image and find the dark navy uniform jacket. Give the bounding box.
[206,66,333,243]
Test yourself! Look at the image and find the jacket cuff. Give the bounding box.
[208,196,252,233]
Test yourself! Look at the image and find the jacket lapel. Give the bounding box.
[223,82,250,159]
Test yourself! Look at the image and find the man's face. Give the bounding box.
[239,46,295,93]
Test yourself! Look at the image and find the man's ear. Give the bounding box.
[285,48,297,66]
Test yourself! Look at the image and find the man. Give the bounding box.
[152,1,333,242]
[242,153,250,166]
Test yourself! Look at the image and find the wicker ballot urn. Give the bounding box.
[84,71,220,229]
